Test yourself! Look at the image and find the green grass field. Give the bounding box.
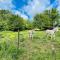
[0,30,60,60]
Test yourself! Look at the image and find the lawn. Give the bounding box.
[0,30,60,60]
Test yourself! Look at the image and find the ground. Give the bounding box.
[0,30,60,60]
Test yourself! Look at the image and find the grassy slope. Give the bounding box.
[0,30,60,60]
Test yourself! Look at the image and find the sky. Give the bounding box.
[0,0,59,20]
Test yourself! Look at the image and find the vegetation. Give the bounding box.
[0,8,60,60]
[0,8,60,31]
[33,8,60,30]
[0,10,33,31]
[0,30,60,60]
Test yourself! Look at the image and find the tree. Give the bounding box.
[8,15,25,31]
[23,20,33,30]
[33,8,59,30]
[49,8,59,27]
[0,10,26,31]
[0,10,11,31]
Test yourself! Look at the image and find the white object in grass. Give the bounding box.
[29,30,34,39]
[46,27,58,39]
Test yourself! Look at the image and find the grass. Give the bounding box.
[0,30,60,60]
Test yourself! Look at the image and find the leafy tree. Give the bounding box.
[33,8,59,30]
[8,15,25,31]
[0,10,26,31]
[0,10,11,31]
[49,8,59,27]
[24,20,33,30]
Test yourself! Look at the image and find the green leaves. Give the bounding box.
[0,10,26,31]
[33,8,59,30]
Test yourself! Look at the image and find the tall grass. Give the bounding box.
[0,30,60,60]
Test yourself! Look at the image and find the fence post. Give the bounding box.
[17,29,20,49]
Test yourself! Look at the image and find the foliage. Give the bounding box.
[0,10,26,31]
[33,8,59,30]
[0,30,60,60]
[24,20,33,30]
[0,40,25,60]
[8,15,25,31]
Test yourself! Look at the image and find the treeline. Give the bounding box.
[33,8,60,30]
[0,10,33,31]
[0,8,60,31]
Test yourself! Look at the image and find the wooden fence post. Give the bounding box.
[17,29,19,49]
